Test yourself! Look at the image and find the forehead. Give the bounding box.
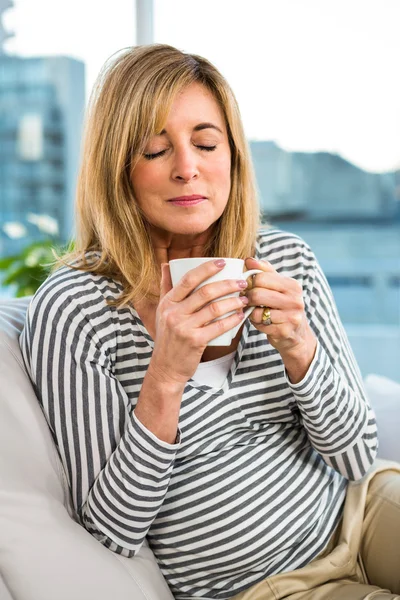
[157,82,226,132]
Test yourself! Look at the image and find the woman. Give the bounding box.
[19,44,400,600]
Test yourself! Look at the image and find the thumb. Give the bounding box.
[160,263,173,298]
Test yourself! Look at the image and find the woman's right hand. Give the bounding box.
[148,259,249,387]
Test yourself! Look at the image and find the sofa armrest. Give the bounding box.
[0,576,14,600]
[0,322,173,600]
[364,373,400,462]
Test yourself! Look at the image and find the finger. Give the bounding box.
[245,257,276,291]
[185,278,248,314]
[191,294,249,327]
[251,272,297,294]
[247,288,296,310]
[249,307,284,326]
[160,263,173,298]
[245,257,276,274]
[245,258,285,293]
[250,308,305,334]
[169,259,227,302]
[199,309,246,345]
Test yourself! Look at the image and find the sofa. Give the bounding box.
[1,296,399,600]
[0,297,174,600]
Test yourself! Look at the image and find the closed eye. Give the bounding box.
[143,145,217,160]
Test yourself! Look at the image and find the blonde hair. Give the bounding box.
[52,44,261,307]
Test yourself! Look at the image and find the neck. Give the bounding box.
[148,225,216,265]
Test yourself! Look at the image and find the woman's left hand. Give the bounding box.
[244,257,317,383]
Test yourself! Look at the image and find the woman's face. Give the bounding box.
[130,82,232,240]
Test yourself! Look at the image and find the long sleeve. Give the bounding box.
[281,241,378,481]
[19,284,180,558]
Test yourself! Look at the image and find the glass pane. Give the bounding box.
[1,0,399,382]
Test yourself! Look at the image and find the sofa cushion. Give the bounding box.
[364,373,400,462]
[0,297,173,600]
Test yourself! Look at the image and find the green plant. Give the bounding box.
[1,213,76,297]
[0,238,75,298]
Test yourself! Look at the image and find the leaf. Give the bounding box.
[16,285,38,298]
[20,239,56,259]
[2,264,47,287]
[0,237,76,297]
[0,254,20,270]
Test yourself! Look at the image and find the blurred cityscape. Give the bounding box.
[252,142,400,381]
[253,140,400,329]
[0,1,399,381]
[0,53,85,253]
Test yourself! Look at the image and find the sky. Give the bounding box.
[3,0,400,173]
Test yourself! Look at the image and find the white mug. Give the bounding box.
[169,257,262,346]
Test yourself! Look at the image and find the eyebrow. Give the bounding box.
[157,122,224,136]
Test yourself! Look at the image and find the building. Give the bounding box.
[250,141,400,382]
[250,141,307,218]
[250,140,399,221]
[250,142,400,326]
[0,53,85,256]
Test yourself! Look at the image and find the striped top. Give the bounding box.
[19,229,378,600]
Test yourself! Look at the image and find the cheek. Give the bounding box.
[210,155,231,191]
[131,164,163,204]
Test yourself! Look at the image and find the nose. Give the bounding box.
[171,146,199,182]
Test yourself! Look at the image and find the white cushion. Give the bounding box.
[0,297,173,600]
[364,373,400,462]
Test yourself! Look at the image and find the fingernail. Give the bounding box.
[214,259,226,268]
[240,296,249,304]
[237,280,248,288]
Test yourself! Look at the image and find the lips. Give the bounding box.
[167,195,207,207]
[167,195,206,202]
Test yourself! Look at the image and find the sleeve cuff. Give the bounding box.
[284,339,327,396]
[131,410,182,450]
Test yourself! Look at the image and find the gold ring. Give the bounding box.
[246,275,255,290]
[262,307,272,326]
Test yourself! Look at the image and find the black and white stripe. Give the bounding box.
[19,229,378,600]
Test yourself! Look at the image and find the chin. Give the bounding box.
[160,216,219,237]
[174,222,216,236]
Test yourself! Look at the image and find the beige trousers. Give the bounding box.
[232,460,400,600]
